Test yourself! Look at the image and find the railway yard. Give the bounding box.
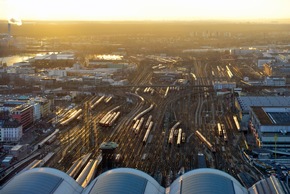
[30,58,263,187]
[0,57,266,187]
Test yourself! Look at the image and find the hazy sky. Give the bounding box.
[1,0,290,21]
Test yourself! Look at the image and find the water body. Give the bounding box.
[0,53,45,66]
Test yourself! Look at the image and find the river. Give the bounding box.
[0,53,45,66]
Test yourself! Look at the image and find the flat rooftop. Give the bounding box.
[267,112,290,125]
[251,106,290,125]
[237,96,290,112]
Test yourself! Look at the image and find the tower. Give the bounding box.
[100,142,118,170]
[8,23,11,36]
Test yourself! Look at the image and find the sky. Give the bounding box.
[1,0,290,21]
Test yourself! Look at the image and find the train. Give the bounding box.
[37,129,59,149]
[181,132,186,143]
[133,104,154,122]
[132,119,140,132]
[191,73,197,80]
[143,87,154,95]
[46,135,57,145]
[168,121,181,145]
[143,121,153,144]
[223,129,228,142]
[168,128,174,145]
[217,123,228,141]
[226,65,233,78]
[145,115,152,129]
[67,153,92,179]
[99,111,121,127]
[99,106,121,127]
[60,108,82,126]
[177,128,182,147]
[90,96,105,109]
[164,87,170,98]
[76,159,95,186]
[195,130,216,153]
[135,117,144,134]
[217,123,223,137]
[104,96,113,104]
[233,116,241,131]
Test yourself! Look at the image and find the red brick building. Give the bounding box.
[11,104,33,130]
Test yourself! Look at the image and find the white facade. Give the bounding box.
[264,76,286,86]
[213,81,236,90]
[0,125,23,142]
[48,69,67,77]
[35,98,51,117]
[30,102,41,121]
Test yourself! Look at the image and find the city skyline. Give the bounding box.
[1,0,290,21]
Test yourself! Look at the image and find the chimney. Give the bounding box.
[8,23,11,36]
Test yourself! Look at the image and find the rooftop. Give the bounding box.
[100,142,118,150]
[251,107,290,125]
[237,96,290,113]
[1,167,289,194]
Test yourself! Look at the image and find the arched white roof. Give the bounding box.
[1,168,83,194]
[2,167,287,194]
[170,168,248,194]
[83,168,164,194]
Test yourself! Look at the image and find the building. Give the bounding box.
[48,69,67,77]
[250,106,290,148]
[152,70,182,82]
[1,167,289,194]
[29,101,41,121]
[0,119,22,142]
[257,58,275,68]
[0,100,25,112]
[10,144,28,159]
[11,104,33,130]
[82,76,102,85]
[262,60,290,77]
[1,156,14,168]
[213,81,236,90]
[34,97,52,118]
[32,52,75,67]
[235,96,290,130]
[87,55,125,68]
[264,76,286,86]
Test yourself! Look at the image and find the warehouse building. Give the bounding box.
[235,96,290,131]
[250,106,290,148]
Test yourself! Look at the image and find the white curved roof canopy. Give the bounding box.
[1,168,83,194]
[1,167,288,194]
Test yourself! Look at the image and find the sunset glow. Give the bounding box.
[1,0,290,21]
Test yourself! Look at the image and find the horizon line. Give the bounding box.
[0,17,290,23]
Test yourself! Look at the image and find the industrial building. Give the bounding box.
[235,96,290,130]
[264,76,286,86]
[213,81,236,90]
[250,106,290,148]
[1,167,288,194]
[87,55,125,68]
